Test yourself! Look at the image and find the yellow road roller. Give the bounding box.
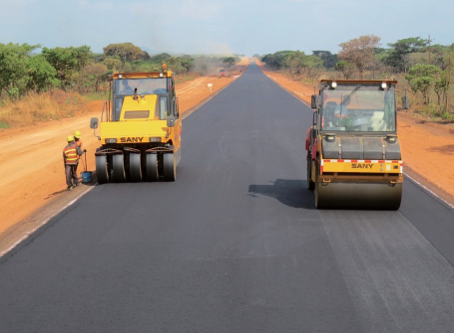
[306,80,403,209]
[90,70,181,183]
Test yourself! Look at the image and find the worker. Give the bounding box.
[74,130,83,174]
[63,135,83,190]
[74,130,82,148]
[120,80,133,95]
[333,97,354,128]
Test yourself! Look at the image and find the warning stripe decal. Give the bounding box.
[323,159,403,164]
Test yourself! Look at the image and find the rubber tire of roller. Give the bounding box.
[145,154,159,182]
[129,153,142,182]
[163,153,176,181]
[111,154,126,182]
[95,155,109,184]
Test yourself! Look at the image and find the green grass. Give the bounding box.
[84,91,107,102]
[0,121,11,129]
[441,111,453,121]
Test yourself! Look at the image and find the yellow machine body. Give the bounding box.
[91,70,181,183]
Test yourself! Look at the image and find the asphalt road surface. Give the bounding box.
[1,63,454,332]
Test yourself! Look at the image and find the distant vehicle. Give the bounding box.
[219,69,226,78]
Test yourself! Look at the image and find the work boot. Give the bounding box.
[74,182,81,186]
[67,186,73,191]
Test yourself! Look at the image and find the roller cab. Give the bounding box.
[90,70,181,183]
[306,80,403,209]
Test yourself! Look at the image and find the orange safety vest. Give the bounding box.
[76,139,83,148]
[64,144,79,165]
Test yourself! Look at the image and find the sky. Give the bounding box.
[0,0,453,56]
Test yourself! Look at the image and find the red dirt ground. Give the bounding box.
[0,58,250,237]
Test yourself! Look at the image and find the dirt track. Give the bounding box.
[256,59,454,204]
[0,58,250,237]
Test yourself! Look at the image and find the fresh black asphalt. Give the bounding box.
[1,62,454,332]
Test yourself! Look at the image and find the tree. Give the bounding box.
[42,46,92,91]
[285,51,323,77]
[0,43,37,100]
[179,55,194,72]
[405,64,441,104]
[335,61,355,79]
[431,44,452,70]
[27,55,59,93]
[285,51,307,75]
[262,51,293,69]
[223,56,236,68]
[72,45,91,70]
[384,37,428,73]
[84,63,108,93]
[165,56,194,74]
[103,43,145,69]
[0,43,57,100]
[434,76,447,105]
[312,50,339,69]
[149,53,171,64]
[103,57,122,71]
[338,35,381,79]
[434,52,453,109]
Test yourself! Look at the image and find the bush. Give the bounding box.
[441,111,453,121]
[0,121,10,129]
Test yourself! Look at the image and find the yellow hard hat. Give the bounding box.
[67,135,75,142]
[74,130,81,138]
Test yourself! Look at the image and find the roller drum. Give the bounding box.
[315,181,402,210]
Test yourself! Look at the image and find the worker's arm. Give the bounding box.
[75,145,83,156]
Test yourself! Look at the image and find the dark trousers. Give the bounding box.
[65,164,79,187]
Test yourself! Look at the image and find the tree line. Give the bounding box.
[261,35,454,118]
[0,42,238,101]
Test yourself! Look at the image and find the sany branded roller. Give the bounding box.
[90,68,182,183]
[306,80,403,210]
